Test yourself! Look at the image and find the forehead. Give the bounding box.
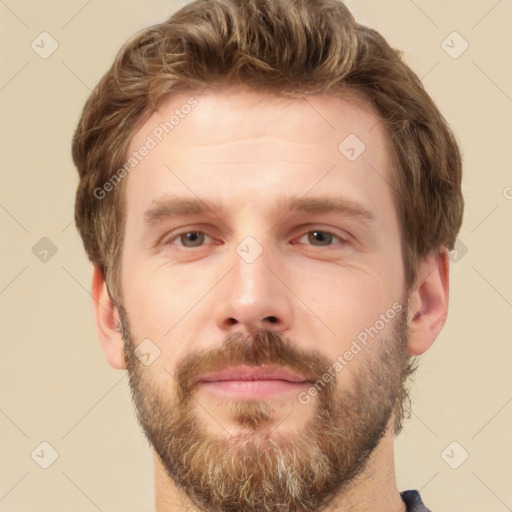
[134,86,386,149]
[123,86,394,219]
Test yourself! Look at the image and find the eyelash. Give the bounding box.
[162,229,348,248]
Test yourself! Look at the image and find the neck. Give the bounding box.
[154,420,406,512]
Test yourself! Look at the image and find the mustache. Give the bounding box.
[173,330,334,402]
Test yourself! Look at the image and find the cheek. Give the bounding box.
[290,261,403,350]
[123,269,186,334]
[121,258,220,349]
[120,271,195,383]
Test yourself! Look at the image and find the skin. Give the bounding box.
[91,85,450,511]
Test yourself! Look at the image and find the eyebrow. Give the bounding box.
[143,195,375,225]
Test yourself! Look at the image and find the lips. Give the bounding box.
[194,365,311,385]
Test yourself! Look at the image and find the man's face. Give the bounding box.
[117,87,412,511]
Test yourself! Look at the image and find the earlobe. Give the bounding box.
[91,265,126,369]
[406,248,450,356]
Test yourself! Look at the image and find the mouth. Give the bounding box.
[194,365,313,399]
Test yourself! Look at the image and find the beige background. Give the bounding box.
[1,0,511,511]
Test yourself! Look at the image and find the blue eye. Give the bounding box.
[163,229,346,250]
[169,231,212,248]
[297,230,344,246]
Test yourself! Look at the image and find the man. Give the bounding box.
[71,0,463,510]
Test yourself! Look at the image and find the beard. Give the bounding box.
[118,301,415,512]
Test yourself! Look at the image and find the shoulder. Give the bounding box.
[400,489,432,512]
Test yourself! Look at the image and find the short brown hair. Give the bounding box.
[72,0,463,302]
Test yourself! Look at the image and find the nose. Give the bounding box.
[214,241,293,336]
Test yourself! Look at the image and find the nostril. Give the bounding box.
[265,316,278,323]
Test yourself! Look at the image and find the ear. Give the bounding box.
[91,265,126,369]
[406,247,450,356]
